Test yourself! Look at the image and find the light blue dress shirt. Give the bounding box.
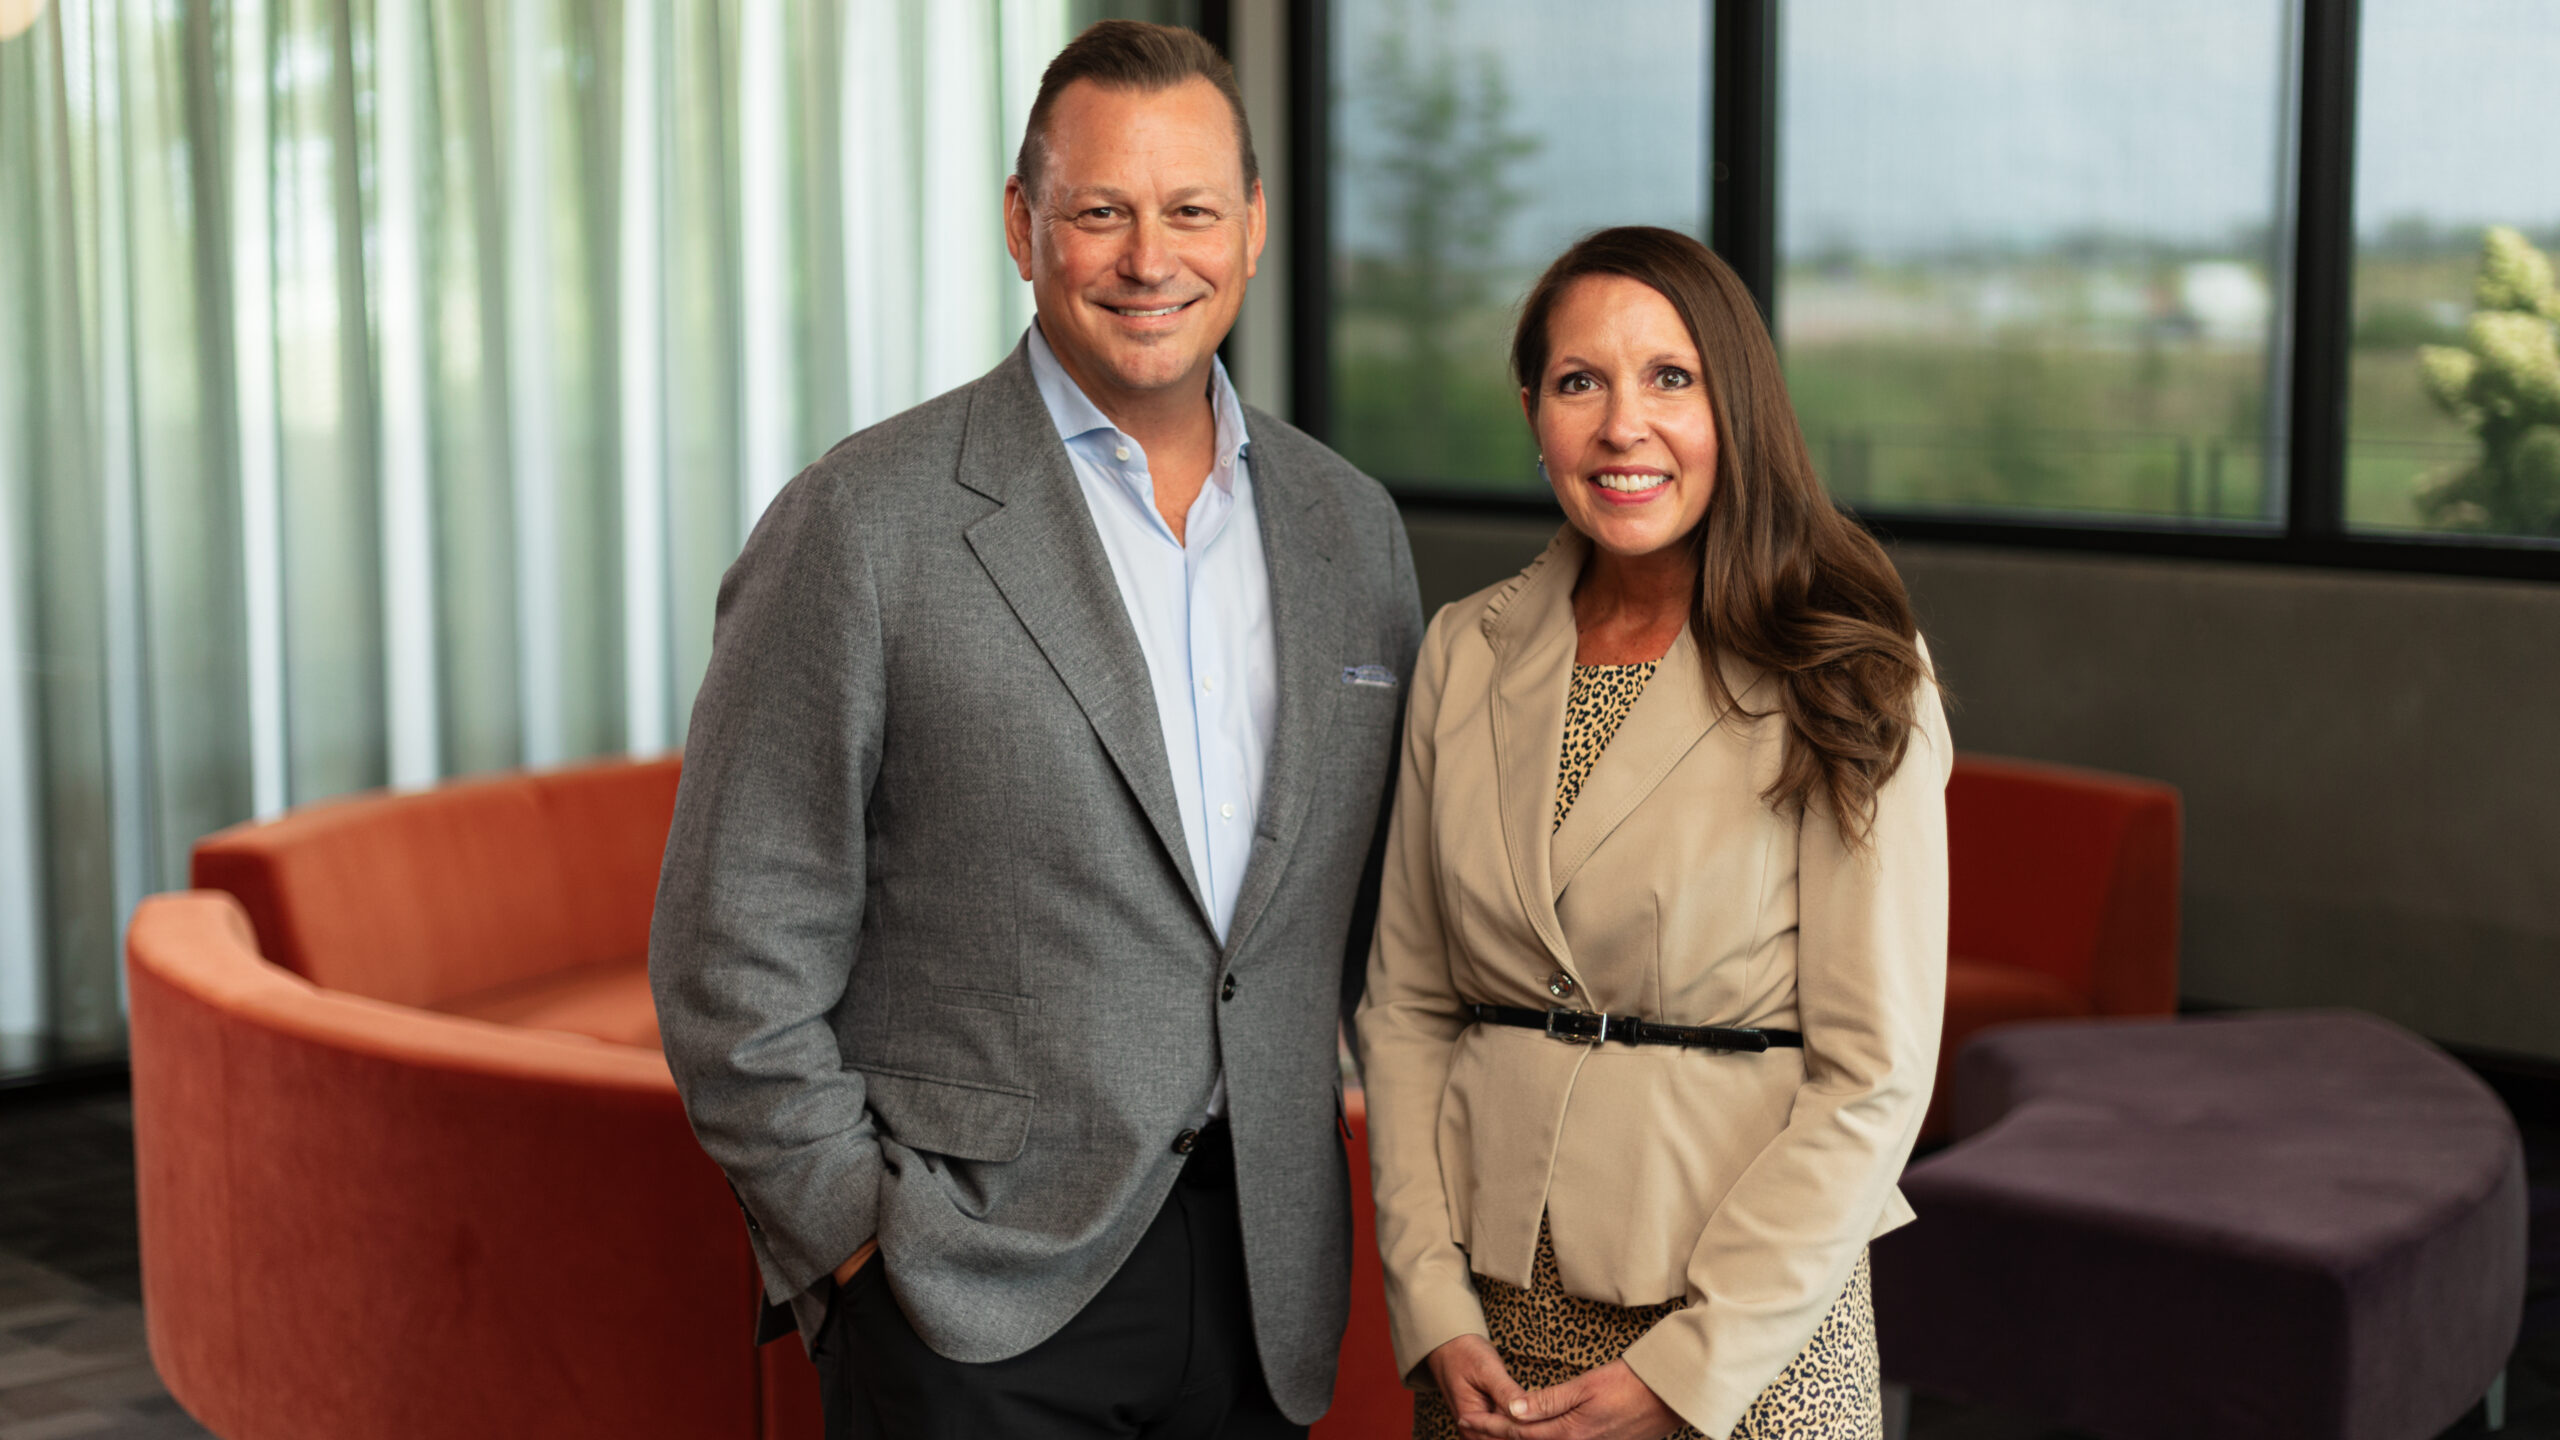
[1024,326,1276,959]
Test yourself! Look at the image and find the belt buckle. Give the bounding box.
[1544,1007,1605,1044]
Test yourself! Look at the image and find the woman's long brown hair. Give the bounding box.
[1512,226,1929,846]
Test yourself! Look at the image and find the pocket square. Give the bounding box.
[1341,664,1398,689]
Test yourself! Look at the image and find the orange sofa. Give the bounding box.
[129,757,828,1440]
[1934,754,2181,1137]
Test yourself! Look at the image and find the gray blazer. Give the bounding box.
[648,340,1424,1423]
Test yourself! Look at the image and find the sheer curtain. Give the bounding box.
[0,0,1083,1078]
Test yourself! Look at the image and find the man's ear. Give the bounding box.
[1243,178,1268,281]
[1003,176,1036,282]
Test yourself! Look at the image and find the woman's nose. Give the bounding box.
[1599,387,1648,448]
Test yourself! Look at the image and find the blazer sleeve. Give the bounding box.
[1352,608,1491,1383]
[647,471,887,1305]
[1621,659,1954,1437]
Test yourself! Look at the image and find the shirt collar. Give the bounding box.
[1025,322,1251,488]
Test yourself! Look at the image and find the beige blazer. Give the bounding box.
[1354,527,1951,1438]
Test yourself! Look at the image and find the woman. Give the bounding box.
[1356,226,1951,1440]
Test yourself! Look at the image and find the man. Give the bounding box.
[650,20,1423,1439]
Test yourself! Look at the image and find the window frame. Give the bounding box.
[1282,0,2560,582]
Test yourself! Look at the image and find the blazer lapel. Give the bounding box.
[1548,627,1722,899]
[1482,528,1582,973]
[958,344,1208,923]
[1219,418,1342,960]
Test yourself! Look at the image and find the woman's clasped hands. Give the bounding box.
[1426,1335,1688,1440]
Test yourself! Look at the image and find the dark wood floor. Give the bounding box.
[0,1082,2550,1440]
[0,1089,209,1439]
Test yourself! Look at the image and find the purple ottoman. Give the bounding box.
[1874,1011,2525,1440]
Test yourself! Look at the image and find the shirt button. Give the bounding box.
[1201,676,1216,692]
[1219,803,1235,820]
[1548,971,1578,1000]
[1114,445,1131,462]
[1172,1128,1199,1155]
[1221,974,1237,1002]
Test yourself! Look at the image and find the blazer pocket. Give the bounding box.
[860,1067,1035,1163]
[872,986,1037,1095]
[1333,686,1402,729]
[931,984,1038,1016]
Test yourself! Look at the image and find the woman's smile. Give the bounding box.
[1587,467,1673,502]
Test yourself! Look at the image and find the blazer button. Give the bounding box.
[1172,1128,1200,1155]
[1547,971,1578,1000]
[1220,974,1237,1003]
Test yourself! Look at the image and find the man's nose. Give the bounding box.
[1118,216,1180,290]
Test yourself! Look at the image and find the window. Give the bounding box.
[1295,0,2560,576]
[1323,0,1708,494]
[2346,0,2560,540]
[1779,0,2293,526]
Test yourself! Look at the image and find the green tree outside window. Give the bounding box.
[2414,228,2560,536]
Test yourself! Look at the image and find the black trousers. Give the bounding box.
[813,1122,1306,1440]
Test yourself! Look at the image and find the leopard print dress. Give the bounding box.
[1413,661,1884,1440]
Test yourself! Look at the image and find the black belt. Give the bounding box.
[1464,1002,1802,1053]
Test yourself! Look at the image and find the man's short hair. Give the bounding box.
[1014,20,1259,202]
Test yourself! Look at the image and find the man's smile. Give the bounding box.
[1101,298,1199,318]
